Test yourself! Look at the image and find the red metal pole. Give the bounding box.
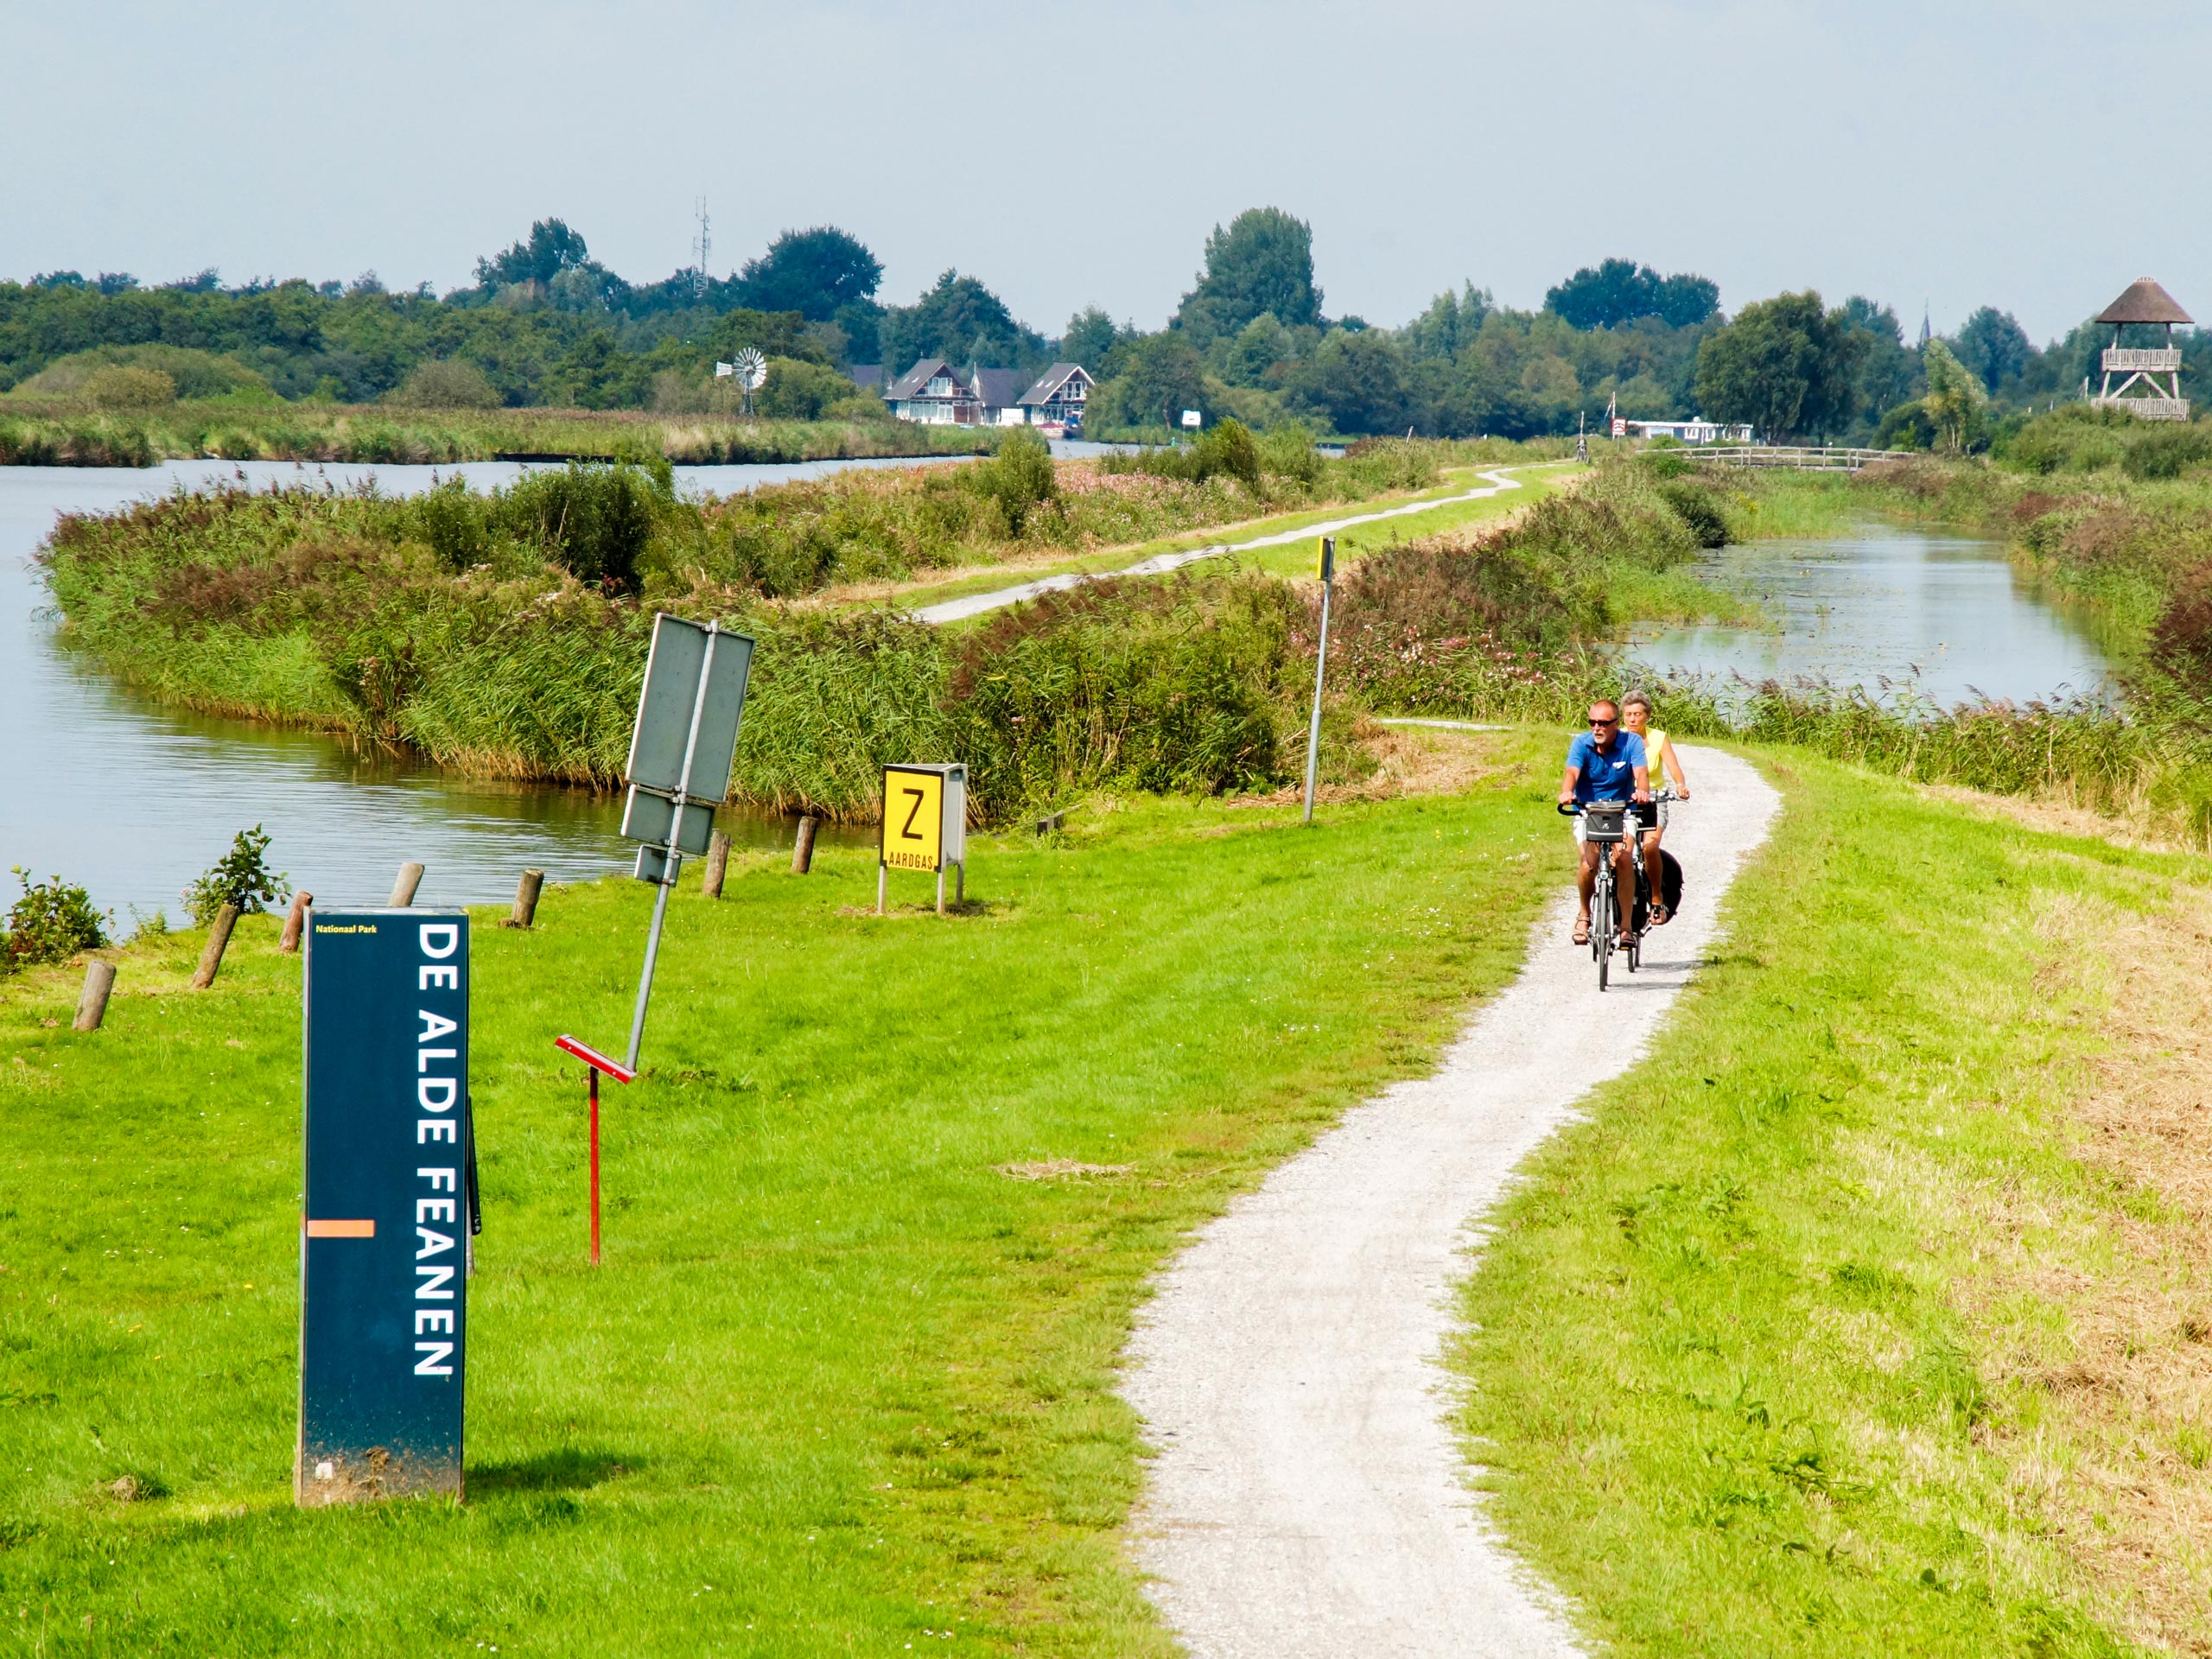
[588,1070,601,1266]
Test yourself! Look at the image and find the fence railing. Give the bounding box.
[2102,346,2182,373]
[1662,446,1916,472]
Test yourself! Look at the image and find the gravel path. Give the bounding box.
[908,467,1535,625]
[1119,747,1779,1657]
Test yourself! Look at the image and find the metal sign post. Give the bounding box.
[877,764,967,915]
[298,910,470,1505]
[613,613,754,1071]
[1303,537,1336,825]
[553,1034,635,1264]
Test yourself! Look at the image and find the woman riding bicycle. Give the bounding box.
[1620,692,1688,925]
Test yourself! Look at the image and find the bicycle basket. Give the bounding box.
[1582,804,1628,842]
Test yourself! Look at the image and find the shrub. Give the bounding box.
[1656,480,1730,548]
[1256,421,1323,485]
[1193,418,1262,491]
[387,359,503,410]
[757,358,856,421]
[2122,423,2212,481]
[3,868,110,970]
[182,827,289,925]
[82,365,176,410]
[503,461,663,588]
[964,427,1058,536]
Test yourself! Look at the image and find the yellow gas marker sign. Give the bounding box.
[881,766,944,872]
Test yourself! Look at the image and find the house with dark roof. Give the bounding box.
[1015,364,1094,434]
[886,358,1094,429]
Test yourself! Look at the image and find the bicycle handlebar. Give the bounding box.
[1558,789,1681,816]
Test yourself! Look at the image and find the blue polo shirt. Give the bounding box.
[1567,729,1647,803]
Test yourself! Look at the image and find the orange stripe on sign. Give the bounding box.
[305,1218,375,1238]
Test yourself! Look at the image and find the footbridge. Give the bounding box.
[1664,445,1916,473]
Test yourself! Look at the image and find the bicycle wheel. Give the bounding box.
[1595,869,1612,990]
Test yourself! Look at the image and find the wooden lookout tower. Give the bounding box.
[2091,277,2192,421]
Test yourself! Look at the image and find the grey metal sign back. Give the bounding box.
[615,613,756,1070]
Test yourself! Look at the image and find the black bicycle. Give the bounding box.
[1560,791,1679,991]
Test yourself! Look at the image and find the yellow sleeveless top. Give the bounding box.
[1643,728,1667,778]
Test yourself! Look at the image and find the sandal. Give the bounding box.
[1572,918,1591,945]
[1649,904,1671,926]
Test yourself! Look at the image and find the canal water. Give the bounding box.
[1632,524,2111,711]
[0,457,943,925]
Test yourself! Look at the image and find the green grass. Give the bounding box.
[1452,750,2194,1656]
[0,741,1569,1656]
[0,400,995,467]
[884,463,1580,613]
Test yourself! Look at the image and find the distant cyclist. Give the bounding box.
[1620,693,1688,925]
[1559,699,1649,946]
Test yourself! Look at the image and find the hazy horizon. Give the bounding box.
[5,0,2205,345]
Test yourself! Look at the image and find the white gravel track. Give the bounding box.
[1118,746,1779,1658]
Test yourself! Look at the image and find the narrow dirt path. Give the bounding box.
[1119,747,1780,1657]
[909,467,1539,625]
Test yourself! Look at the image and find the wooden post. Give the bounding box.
[279,891,312,954]
[937,868,945,916]
[389,862,425,908]
[73,961,117,1032]
[876,862,887,916]
[508,869,544,928]
[702,833,732,899]
[190,904,240,990]
[791,817,818,875]
[956,861,965,907]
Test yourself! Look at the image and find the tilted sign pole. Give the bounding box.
[613,613,754,1073]
[626,623,719,1072]
[298,910,469,1505]
[1302,536,1336,825]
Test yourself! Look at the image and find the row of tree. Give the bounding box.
[5,212,2187,442]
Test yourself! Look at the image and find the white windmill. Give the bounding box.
[714,347,771,416]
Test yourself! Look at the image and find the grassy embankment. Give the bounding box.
[879,460,1586,613]
[0,731,1569,1656]
[1455,750,2212,1656]
[0,400,998,467]
[38,441,1682,825]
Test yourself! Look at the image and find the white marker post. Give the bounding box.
[1302,536,1336,825]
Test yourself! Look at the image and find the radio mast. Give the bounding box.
[690,197,711,301]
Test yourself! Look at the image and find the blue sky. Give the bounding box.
[2,0,2202,344]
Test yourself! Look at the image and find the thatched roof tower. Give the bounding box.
[2092,278,2191,420]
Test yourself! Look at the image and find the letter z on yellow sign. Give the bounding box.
[881,767,943,872]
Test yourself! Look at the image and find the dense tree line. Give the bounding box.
[7,210,2192,441]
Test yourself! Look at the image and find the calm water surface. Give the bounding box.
[0,457,937,923]
[1634,525,2111,709]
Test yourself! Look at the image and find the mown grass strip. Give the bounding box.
[1453,751,2197,1657]
[0,738,1567,1655]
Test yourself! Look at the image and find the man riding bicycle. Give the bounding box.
[1560,698,1649,947]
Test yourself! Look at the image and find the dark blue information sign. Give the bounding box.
[298,911,469,1504]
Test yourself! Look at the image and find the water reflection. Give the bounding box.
[1633,525,2111,710]
[1,459,893,922]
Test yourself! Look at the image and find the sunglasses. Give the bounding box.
[1589,717,1617,728]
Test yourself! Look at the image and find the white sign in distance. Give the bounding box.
[1180,409,1202,429]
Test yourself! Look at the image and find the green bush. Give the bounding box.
[2121,423,2212,481]
[83,365,176,410]
[1656,480,1729,548]
[964,427,1059,536]
[181,827,290,925]
[757,358,857,422]
[3,868,110,970]
[386,359,503,410]
[504,461,665,588]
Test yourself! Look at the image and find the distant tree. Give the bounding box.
[1175,207,1324,342]
[1694,290,1866,442]
[1920,338,1988,453]
[733,226,883,322]
[1286,330,1411,435]
[475,219,595,292]
[1060,304,1122,371]
[31,271,87,290]
[1653,272,1719,327]
[1835,295,1919,426]
[1103,332,1208,430]
[1951,307,2035,395]
[876,270,1043,372]
[386,359,503,410]
[1400,283,1493,362]
[756,357,856,421]
[162,269,222,293]
[1547,259,1718,330]
[1224,313,1295,385]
